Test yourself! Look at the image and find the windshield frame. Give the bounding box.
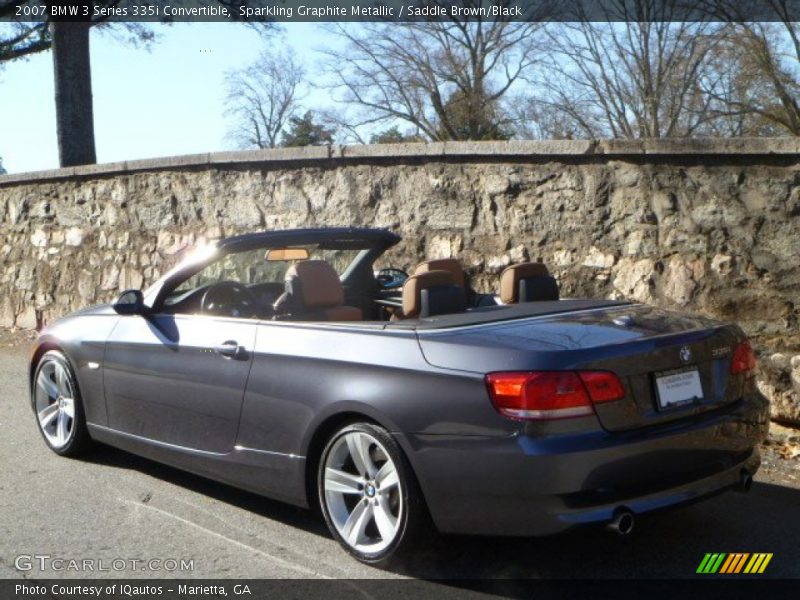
[143,228,400,313]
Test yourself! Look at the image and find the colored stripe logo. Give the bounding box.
[697,553,773,574]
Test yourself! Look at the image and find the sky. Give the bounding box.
[0,22,332,174]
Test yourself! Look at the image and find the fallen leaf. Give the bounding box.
[778,443,800,459]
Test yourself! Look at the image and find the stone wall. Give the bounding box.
[1,140,799,423]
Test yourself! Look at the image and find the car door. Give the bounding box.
[102,312,257,453]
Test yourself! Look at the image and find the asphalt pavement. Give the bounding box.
[1,342,798,582]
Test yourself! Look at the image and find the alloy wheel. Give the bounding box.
[34,359,76,449]
[322,430,403,554]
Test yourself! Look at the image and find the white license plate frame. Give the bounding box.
[655,369,703,410]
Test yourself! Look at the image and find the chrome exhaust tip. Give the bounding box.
[606,509,635,536]
[738,470,753,493]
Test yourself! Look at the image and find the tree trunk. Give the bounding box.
[50,21,96,167]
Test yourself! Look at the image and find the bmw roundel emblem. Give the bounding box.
[680,346,692,363]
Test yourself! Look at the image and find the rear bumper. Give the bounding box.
[552,449,759,530]
[401,393,769,536]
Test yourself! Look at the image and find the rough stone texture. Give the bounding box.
[757,351,800,425]
[1,140,799,423]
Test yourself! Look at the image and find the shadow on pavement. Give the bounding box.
[84,445,800,579]
[82,445,330,538]
[397,481,799,580]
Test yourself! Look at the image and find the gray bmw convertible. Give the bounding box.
[29,227,768,565]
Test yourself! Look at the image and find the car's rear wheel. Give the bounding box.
[317,422,427,566]
[32,350,92,456]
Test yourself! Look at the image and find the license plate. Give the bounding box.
[655,369,703,409]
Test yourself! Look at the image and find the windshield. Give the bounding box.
[171,245,362,295]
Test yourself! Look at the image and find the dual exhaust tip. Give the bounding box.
[738,470,753,493]
[606,470,754,536]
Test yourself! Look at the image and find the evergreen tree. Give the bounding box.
[281,111,335,147]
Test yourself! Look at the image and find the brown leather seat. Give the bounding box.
[500,262,560,304]
[414,258,466,287]
[273,260,362,321]
[397,270,467,319]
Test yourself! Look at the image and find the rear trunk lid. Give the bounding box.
[416,303,747,432]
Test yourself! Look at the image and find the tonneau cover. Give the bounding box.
[386,298,632,330]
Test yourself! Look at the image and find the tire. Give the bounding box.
[317,422,429,566]
[31,350,93,457]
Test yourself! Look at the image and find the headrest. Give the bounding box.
[500,262,558,303]
[402,270,466,319]
[284,260,344,308]
[414,258,466,287]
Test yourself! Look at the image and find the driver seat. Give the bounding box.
[273,260,362,321]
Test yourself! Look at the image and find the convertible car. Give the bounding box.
[29,227,768,565]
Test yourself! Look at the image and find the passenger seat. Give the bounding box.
[500,263,560,303]
[273,260,362,321]
[396,270,467,319]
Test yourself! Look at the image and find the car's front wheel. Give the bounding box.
[32,350,92,456]
[317,422,427,566]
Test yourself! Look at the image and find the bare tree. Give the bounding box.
[702,14,800,135]
[694,24,784,136]
[511,99,581,140]
[320,0,546,141]
[531,0,723,139]
[225,49,305,149]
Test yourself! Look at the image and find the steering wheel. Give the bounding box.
[376,268,409,290]
[201,281,259,318]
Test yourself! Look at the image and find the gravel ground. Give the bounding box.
[760,422,800,486]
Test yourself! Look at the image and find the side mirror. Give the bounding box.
[113,289,146,315]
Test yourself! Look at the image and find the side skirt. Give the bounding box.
[87,423,309,508]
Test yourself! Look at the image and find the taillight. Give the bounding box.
[731,341,757,375]
[578,371,626,402]
[485,371,625,420]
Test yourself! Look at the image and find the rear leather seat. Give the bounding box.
[273,260,362,321]
[413,257,486,305]
[414,258,467,287]
[396,270,467,319]
[500,262,560,303]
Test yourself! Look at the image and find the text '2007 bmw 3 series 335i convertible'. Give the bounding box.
[29,228,769,565]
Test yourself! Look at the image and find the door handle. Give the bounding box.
[214,340,242,358]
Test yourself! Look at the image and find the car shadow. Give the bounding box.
[82,445,799,580]
[394,480,800,580]
[82,444,330,538]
